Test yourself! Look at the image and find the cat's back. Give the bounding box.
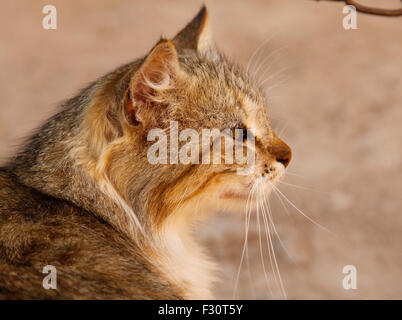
[0,169,179,299]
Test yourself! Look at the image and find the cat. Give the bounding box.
[0,6,291,299]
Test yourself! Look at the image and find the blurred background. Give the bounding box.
[1,0,401,299]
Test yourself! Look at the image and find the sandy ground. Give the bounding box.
[1,0,401,299]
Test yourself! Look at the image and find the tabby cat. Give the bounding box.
[0,6,291,299]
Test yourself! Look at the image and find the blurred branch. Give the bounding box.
[312,0,402,16]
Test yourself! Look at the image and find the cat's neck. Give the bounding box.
[11,143,217,299]
[6,76,136,235]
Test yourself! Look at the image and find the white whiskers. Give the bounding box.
[279,181,331,195]
[233,179,288,299]
[233,181,257,298]
[258,182,287,298]
[270,181,334,235]
[233,172,335,299]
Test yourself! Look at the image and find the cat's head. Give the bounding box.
[83,6,291,229]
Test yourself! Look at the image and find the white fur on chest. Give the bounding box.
[154,223,218,299]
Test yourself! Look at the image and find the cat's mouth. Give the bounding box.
[219,167,285,201]
[220,191,249,200]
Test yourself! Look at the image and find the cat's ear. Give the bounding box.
[172,6,216,57]
[128,39,180,124]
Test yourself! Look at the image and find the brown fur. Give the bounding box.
[0,6,291,299]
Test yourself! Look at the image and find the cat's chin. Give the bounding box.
[217,173,282,206]
[219,186,274,202]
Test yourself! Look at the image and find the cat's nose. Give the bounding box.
[269,137,292,168]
